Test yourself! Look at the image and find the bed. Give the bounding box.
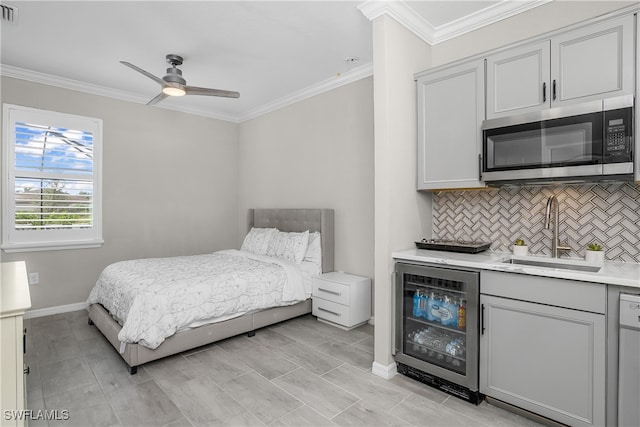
[87,208,334,374]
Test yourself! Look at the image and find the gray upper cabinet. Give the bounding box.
[417,11,635,189]
[486,41,550,119]
[487,14,634,119]
[416,58,486,190]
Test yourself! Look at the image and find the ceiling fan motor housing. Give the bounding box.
[163,67,186,85]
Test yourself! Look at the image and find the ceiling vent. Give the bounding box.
[1,3,17,24]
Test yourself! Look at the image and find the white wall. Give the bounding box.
[1,77,239,310]
[371,15,433,373]
[237,78,374,280]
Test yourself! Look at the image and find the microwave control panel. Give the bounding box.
[604,109,633,162]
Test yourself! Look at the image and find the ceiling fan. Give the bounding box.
[120,54,240,105]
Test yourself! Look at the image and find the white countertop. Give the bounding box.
[1,261,32,318]
[393,249,640,289]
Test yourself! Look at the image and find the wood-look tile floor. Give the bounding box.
[25,311,542,427]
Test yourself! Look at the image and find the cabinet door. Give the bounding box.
[0,316,26,427]
[416,59,486,190]
[480,295,605,427]
[486,41,550,119]
[552,14,634,106]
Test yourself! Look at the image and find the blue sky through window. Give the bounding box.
[13,122,95,229]
[15,122,93,176]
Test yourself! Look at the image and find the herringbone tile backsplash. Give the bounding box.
[433,183,640,263]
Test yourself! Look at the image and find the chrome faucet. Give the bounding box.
[544,195,571,258]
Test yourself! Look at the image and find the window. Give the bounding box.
[2,104,103,252]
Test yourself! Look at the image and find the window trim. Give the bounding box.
[2,104,103,253]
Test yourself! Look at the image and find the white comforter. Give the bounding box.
[87,249,306,349]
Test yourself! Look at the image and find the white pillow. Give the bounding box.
[241,227,276,255]
[267,230,310,264]
[304,231,322,269]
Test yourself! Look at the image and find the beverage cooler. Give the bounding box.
[394,262,481,403]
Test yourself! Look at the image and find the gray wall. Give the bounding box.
[1,77,239,310]
[237,77,375,280]
[1,76,375,312]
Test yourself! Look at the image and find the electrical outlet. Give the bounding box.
[28,272,39,285]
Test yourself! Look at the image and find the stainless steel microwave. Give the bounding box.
[481,95,634,185]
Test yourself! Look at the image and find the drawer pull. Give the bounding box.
[318,307,342,317]
[318,287,341,296]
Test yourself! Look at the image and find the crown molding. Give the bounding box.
[0,64,239,122]
[358,0,437,44]
[237,62,373,122]
[437,0,553,43]
[358,0,552,45]
[1,62,373,124]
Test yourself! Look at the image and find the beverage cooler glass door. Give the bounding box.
[395,263,479,390]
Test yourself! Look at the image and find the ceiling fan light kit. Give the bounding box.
[120,54,239,105]
[162,85,186,96]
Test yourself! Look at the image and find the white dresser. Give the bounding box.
[312,271,371,330]
[1,261,32,427]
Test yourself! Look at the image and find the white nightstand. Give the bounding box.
[312,271,371,330]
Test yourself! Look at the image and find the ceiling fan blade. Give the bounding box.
[120,61,164,86]
[147,92,169,105]
[185,85,240,99]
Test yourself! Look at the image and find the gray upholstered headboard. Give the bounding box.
[248,209,334,273]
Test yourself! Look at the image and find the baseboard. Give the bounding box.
[484,396,564,427]
[371,361,397,380]
[24,302,89,319]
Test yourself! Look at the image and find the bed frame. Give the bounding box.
[88,208,334,374]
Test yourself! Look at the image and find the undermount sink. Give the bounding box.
[502,258,601,273]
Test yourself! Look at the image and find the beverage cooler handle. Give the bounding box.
[392,271,398,355]
[481,304,486,335]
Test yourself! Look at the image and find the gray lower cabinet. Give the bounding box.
[480,271,606,427]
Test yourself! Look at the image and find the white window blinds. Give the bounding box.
[2,105,103,252]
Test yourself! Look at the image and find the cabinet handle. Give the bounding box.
[481,304,486,335]
[23,328,27,354]
[542,82,547,102]
[318,288,341,296]
[318,307,341,317]
[24,366,30,375]
[478,154,483,182]
[552,80,557,100]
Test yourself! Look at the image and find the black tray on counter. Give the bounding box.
[415,239,491,254]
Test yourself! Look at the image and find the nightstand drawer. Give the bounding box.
[312,278,350,305]
[312,298,350,326]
